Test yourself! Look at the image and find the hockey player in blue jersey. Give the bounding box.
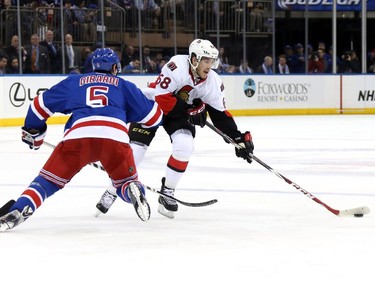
[0,48,163,231]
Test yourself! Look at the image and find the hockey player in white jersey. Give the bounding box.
[96,39,254,219]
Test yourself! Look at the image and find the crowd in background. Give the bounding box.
[0,30,172,75]
[1,0,375,75]
[216,42,366,75]
[1,31,371,75]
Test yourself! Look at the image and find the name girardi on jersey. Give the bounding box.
[278,0,360,9]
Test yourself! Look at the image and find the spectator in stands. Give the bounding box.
[24,34,50,74]
[316,41,331,73]
[154,51,164,65]
[338,50,361,73]
[121,44,135,67]
[134,0,161,29]
[69,66,81,74]
[308,48,327,73]
[1,0,17,46]
[64,33,82,73]
[256,56,273,74]
[275,54,290,74]
[224,64,237,73]
[146,57,160,73]
[291,43,305,73]
[63,0,75,36]
[325,45,333,73]
[6,56,19,74]
[327,46,344,73]
[82,48,94,73]
[141,45,151,71]
[284,45,294,70]
[217,46,229,74]
[367,48,375,73]
[71,0,96,42]
[348,50,361,73]
[120,0,135,29]
[122,57,141,74]
[157,56,170,71]
[4,35,27,72]
[39,29,60,73]
[0,53,8,74]
[237,59,254,74]
[247,1,263,32]
[81,47,92,65]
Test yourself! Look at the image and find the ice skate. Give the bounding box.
[158,177,178,219]
[0,206,33,232]
[95,190,118,217]
[127,181,150,222]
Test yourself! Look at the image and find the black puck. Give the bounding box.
[354,214,364,217]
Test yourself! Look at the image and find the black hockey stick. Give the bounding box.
[43,141,217,207]
[0,200,16,217]
[205,120,370,217]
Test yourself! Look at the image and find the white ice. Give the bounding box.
[0,115,374,281]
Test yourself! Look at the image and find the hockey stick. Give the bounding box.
[205,120,370,217]
[43,141,217,207]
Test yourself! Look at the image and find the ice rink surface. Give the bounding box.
[0,115,374,281]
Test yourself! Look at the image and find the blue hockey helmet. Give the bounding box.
[92,48,121,74]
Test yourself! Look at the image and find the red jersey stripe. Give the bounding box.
[33,95,51,120]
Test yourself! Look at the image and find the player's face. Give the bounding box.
[196,57,215,79]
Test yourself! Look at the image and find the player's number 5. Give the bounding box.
[86,86,109,108]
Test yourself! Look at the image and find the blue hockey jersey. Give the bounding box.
[24,73,163,144]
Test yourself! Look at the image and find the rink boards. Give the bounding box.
[1,74,374,126]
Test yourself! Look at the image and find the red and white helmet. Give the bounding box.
[188,39,219,69]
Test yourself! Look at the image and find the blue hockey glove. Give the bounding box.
[187,99,207,127]
[234,131,254,163]
[21,124,47,150]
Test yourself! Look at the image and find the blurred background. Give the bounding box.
[1,0,375,75]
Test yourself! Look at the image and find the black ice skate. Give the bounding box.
[158,177,178,219]
[127,181,151,222]
[95,190,118,217]
[0,205,33,232]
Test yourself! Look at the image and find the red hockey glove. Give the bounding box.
[21,124,47,150]
[187,99,207,128]
[234,131,254,163]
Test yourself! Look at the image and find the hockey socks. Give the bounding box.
[10,176,60,213]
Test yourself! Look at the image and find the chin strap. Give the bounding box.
[188,57,200,78]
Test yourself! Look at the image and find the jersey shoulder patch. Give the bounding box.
[167,61,178,71]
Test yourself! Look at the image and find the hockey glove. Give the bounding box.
[234,131,254,163]
[187,99,207,128]
[21,124,47,150]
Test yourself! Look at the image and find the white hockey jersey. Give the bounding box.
[141,54,227,114]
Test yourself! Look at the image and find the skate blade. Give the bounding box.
[129,184,150,222]
[94,210,102,217]
[158,204,175,219]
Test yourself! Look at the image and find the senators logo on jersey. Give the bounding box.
[175,85,194,102]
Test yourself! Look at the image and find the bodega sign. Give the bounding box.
[276,0,374,11]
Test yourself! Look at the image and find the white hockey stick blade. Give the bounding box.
[338,206,370,217]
